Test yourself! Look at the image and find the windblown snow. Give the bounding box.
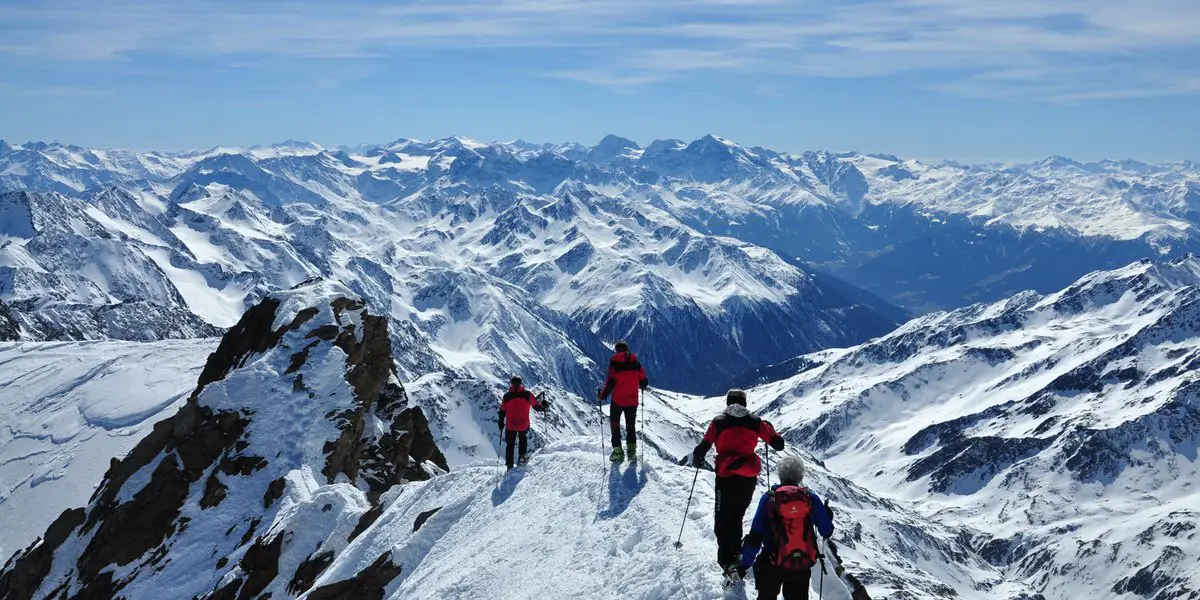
[0,339,216,559]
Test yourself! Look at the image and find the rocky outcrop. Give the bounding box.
[0,281,446,600]
[0,301,18,340]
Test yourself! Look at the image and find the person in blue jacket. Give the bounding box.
[738,456,835,599]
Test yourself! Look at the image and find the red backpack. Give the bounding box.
[768,486,818,571]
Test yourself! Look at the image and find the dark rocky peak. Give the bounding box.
[0,280,446,600]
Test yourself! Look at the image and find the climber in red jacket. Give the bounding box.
[499,376,549,470]
[692,388,785,582]
[598,339,648,462]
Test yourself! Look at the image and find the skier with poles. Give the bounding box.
[737,456,835,600]
[692,389,785,585]
[598,340,648,462]
[498,376,549,471]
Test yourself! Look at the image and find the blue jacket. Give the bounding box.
[739,484,835,568]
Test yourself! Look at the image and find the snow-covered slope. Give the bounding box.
[0,287,1038,599]
[0,339,216,561]
[722,255,1200,599]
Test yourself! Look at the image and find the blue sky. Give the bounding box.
[0,0,1197,162]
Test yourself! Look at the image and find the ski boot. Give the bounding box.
[721,564,744,589]
[609,445,625,462]
[626,440,637,462]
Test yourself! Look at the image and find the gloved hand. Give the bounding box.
[692,451,706,467]
[536,400,551,411]
[769,435,785,451]
[639,380,649,390]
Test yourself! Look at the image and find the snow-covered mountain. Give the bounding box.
[0,136,915,395]
[718,256,1200,599]
[3,136,1197,317]
[0,284,1040,600]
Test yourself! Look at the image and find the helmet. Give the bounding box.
[726,389,747,406]
[614,339,629,353]
[510,375,523,387]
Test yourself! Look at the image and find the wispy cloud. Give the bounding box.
[1,0,1197,100]
[0,84,113,97]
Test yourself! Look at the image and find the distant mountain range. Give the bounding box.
[1,134,1197,394]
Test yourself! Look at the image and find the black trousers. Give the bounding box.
[753,560,811,600]
[714,475,758,567]
[504,429,528,469]
[610,404,637,447]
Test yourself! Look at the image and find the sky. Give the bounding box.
[0,0,1197,162]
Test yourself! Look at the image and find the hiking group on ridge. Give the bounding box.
[501,340,839,599]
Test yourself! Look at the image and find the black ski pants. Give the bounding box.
[610,404,636,447]
[505,429,528,469]
[753,560,811,600]
[714,475,758,567]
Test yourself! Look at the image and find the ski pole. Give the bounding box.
[638,388,644,453]
[597,387,606,462]
[764,441,770,487]
[674,466,700,549]
[819,551,826,600]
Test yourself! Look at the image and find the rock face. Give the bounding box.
[0,301,19,340]
[0,280,446,600]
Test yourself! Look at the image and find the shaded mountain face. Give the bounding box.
[0,282,446,600]
[733,256,1200,599]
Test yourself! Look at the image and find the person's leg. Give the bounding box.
[754,560,782,599]
[724,476,757,562]
[518,430,528,463]
[609,403,623,448]
[714,476,742,567]
[624,406,637,445]
[504,430,517,470]
[780,568,811,600]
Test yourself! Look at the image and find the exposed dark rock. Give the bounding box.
[0,301,21,341]
[306,553,403,600]
[287,551,335,595]
[0,508,85,600]
[413,507,442,532]
[350,505,386,542]
[263,477,286,508]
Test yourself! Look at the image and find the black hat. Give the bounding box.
[511,375,523,387]
[726,389,747,406]
[614,339,629,353]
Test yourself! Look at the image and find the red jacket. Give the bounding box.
[599,351,648,407]
[693,405,784,478]
[499,386,542,432]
